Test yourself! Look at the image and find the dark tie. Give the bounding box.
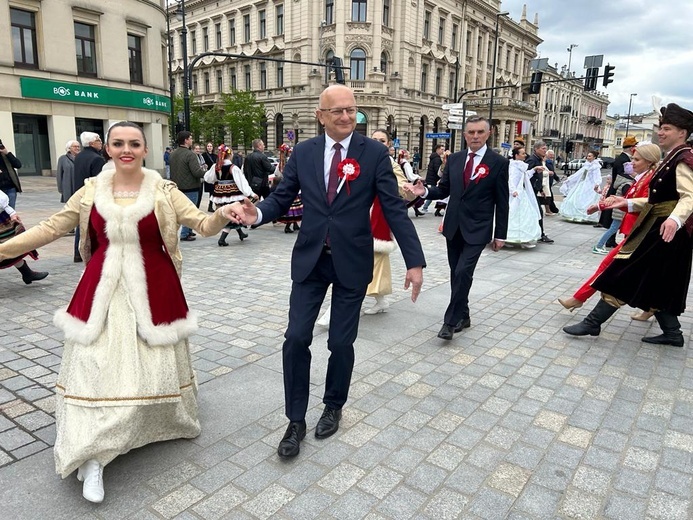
[463,152,476,188]
[327,143,342,205]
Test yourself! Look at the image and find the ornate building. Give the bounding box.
[535,63,610,160]
[168,0,542,159]
[1,0,170,174]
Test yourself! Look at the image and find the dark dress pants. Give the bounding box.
[443,230,486,326]
[283,251,367,422]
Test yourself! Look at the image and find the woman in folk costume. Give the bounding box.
[276,144,303,233]
[317,129,410,325]
[433,150,452,217]
[559,151,603,222]
[505,146,542,248]
[557,143,661,320]
[0,122,236,503]
[204,144,257,245]
[0,188,49,284]
[563,103,693,347]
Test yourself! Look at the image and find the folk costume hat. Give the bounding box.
[623,136,638,148]
[513,138,525,146]
[660,103,693,135]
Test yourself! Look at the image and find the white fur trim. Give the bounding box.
[374,238,397,254]
[53,168,198,346]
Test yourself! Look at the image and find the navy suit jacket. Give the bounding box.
[257,132,426,289]
[426,147,509,245]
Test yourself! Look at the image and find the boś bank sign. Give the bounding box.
[20,77,170,114]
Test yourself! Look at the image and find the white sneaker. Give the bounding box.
[316,306,330,327]
[77,459,104,503]
[364,297,390,315]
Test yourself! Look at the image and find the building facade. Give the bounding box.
[168,0,541,160]
[535,63,610,161]
[1,0,169,175]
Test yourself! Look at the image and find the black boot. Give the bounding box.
[16,262,49,285]
[563,299,618,336]
[414,207,424,217]
[642,312,684,347]
[237,228,248,241]
[218,232,229,246]
[284,223,293,233]
[207,200,214,212]
[293,222,300,231]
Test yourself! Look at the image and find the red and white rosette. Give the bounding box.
[471,163,490,184]
[337,158,361,194]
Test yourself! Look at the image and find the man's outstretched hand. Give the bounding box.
[403,179,426,197]
[404,266,424,302]
[226,198,258,225]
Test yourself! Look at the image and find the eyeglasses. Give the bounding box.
[319,106,358,116]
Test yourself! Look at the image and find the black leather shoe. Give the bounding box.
[73,254,83,263]
[454,318,471,332]
[539,235,554,244]
[277,420,306,458]
[438,324,454,340]
[642,334,684,347]
[180,235,196,242]
[315,407,342,439]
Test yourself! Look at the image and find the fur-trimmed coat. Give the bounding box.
[0,168,230,345]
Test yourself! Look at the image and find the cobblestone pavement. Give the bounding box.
[1,176,693,519]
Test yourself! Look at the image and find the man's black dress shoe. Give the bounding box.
[315,407,342,439]
[277,420,306,458]
[455,318,471,332]
[438,324,454,340]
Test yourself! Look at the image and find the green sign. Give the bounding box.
[20,77,170,114]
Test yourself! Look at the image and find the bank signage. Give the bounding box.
[20,77,170,114]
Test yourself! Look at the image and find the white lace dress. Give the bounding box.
[506,160,542,245]
[559,160,602,223]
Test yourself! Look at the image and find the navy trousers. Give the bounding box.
[443,230,486,327]
[283,251,367,422]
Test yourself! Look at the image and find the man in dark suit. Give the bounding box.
[406,116,508,340]
[597,136,637,243]
[72,132,105,262]
[228,85,426,458]
[243,139,275,200]
[526,140,555,243]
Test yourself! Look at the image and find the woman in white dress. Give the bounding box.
[559,151,603,222]
[506,147,542,247]
[0,122,235,503]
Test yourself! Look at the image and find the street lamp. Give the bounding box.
[625,92,637,137]
[175,0,190,132]
[166,6,174,142]
[488,11,509,143]
[566,44,578,75]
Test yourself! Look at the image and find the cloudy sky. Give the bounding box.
[501,0,693,116]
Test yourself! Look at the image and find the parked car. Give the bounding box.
[600,157,615,169]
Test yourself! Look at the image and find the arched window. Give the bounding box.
[380,52,388,75]
[350,48,366,80]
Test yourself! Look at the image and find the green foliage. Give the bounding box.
[221,90,266,148]
[173,90,265,148]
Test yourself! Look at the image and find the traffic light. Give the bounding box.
[331,57,345,84]
[584,67,598,91]
[528,71,542,94]
[603,64,615,87]
[565,141,574,154]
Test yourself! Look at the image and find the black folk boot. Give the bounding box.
[237,228,248,241]
[218,232,229,246]
[563,299,618,336]
[642,312,684,347]
[16,261,49,285]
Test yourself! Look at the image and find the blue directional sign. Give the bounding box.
[425,132,451,139]
[393,138,400,148]
[501,142,512,149]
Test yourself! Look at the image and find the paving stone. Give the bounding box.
[603,493,648,520]
[317,462,365,495]
[0,428,34,451]
[559,487,603,519]
[356,465,403,499]
[151,484,206,519]
[375,485,428,519]
[646,491,690,520]
[241,483,295,520]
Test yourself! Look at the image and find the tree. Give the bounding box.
[172,93,203,142]
[221,90,266,148]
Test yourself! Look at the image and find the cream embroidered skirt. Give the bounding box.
[366,252,392,297]
[54,281,200,478]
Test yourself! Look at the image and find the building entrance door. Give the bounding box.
[13,114,50,175]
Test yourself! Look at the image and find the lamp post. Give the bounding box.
[625,92,637,137]
[175,0,190,131]
[488,11,509,144]
[166,5,174,142]
[566,43,578,75]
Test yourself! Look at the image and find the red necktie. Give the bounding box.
[327,143,342,205]
[463,152,476,188]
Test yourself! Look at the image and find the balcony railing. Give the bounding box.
[560,105,572,113]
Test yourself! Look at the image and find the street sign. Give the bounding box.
[447,115,466,123]
[501,142,512,149]
[448,123,464,130]
[425,132,451,139]
[441,103,465,111]
[393,138,400,148]
[286,130,295,141]
[448,108,477,117]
